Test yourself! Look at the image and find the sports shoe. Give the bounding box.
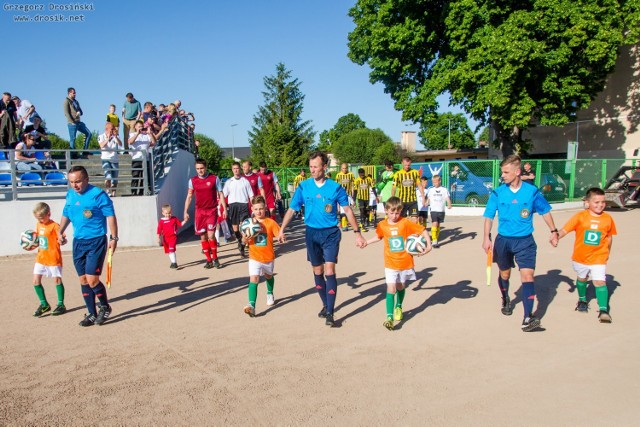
[383,316,394,331]
[598,310,612,323]
[51,304,66,316]
[521,316,541,332]
[432,240,439,248]
[318,306,328,318]
[341,227,348,232]
[266,293,275,306]
[213,259,221,269]
[79,314,96,327]
[95,304,112,326]
[239,244,247,258]
[244,305,255,317]
[325,313,336,327]
[33,304,51,317]
[501,297,513,316]
[393,307,403,321]
[575,300,589,313]
[170,263,178,269]
[203,261,214,269]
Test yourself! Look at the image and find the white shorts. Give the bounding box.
[385,268,416,285]
[248,259,274,277]
[572,262,606,281]
[33,263,62,278]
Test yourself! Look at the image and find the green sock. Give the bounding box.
[396,288,406,308]
[56,283,65,305]
[386,292,395,318]
[266,277,274,294]
[248,282,258,307]
[34,285,48,306]
[576,279,587,301]
[595,286,609,312]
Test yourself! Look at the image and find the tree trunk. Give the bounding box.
[492,120,522,158]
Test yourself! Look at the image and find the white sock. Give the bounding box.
[169,252,177,263]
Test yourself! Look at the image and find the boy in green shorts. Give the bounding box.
[557,188,617,323]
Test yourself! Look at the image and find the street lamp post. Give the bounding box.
[231,124,238,160]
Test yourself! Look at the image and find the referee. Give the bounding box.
[391,156,424,222]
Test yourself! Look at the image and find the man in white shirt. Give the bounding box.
[128,120,156,195]
[13,96,36,129]
[99,122,122,197]
[223,161,254,257]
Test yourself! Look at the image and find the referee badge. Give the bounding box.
[83,209,93,218]
[324,203,333,213]
[520,208,530,218]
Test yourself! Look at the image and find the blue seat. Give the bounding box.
[34,151,48,161]
[0,173,11,186]
[44,172,67,186]
[0,151,7,160]
[20,172,43,186]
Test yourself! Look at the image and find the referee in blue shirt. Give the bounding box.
[59,166,119,327]
[278,152,367,327]
[483,155,559,332]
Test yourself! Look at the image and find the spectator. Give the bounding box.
[62,87,91,158]
[23,116,51,150]
[173,99,182,110]
[15,132,43,172]
[521,162,536,183]
[121,92,142,144]
[0,92,18,149]
[128,120,156,195]
[99,122,121,197]
[13,96,36,130]
[106,104,120,131]
[162,103,177,123]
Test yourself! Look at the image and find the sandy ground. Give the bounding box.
[1,208,638,426]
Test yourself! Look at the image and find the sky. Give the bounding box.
[2,0,475,149]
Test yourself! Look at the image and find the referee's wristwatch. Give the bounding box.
[109,235,119,242]
[550,229,559,234]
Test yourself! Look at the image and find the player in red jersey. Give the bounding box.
[243,160,266,215]
[258,161,282,218]
[183,159,227,269]
[157,204,184,269]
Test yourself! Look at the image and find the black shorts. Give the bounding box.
[228,202,249,226]
[401,201,418,217]
[430,211,445,223]
[418,210,428,219]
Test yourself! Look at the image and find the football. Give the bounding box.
[405,234,427,256]
[240,218,262,238]
[20,230,39,251]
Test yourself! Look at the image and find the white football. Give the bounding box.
[406,234,427,256]
[240,218,262,237]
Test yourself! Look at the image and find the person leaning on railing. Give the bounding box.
[128,120,157,196]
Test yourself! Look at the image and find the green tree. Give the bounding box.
[333,128,393,164]
[249,63,315,167]
[478,125,490,146]
[348,0,640,156]
[372,140,402,165]
[194,133,224,172]
[318,113,367,151]
[419,113,475,150]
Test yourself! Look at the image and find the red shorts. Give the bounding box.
[265,195,276,210]
[195,208,218,235]
[162,235,177,254]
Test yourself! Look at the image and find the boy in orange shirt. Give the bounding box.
[558,188,617,323]
[243,196,281,317]
[31,202,67,317]
[365,196,432,330]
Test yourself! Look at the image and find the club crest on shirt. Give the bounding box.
[83,209,93,218]
[324,204,333,213]
[520,208,530,218]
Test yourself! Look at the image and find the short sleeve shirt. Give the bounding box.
[375,218,425,270]
[426,186,451,212]
[562,210,617,264]
[63,185,115,240]
[483,182,551,237]
[248,217,281,263]
[290,178,349,229]
[35,220,62,267]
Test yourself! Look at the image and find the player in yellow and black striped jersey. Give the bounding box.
[391,157,425,221]
[335,163,355,198]
[354,168,375,230]
[292,169,307,218]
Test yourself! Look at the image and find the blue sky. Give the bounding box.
[2,0,474,149]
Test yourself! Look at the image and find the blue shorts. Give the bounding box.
[493,234,537,271]
[73,235,108,276]
[305,226,342,266]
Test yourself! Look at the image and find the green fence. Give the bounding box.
[214,158,639,207]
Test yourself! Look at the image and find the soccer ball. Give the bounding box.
[20,230,39,251]
[240,218,262,238]
[406,234,427,256]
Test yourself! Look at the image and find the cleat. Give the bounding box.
[51,305,66,316]
[393,307,403,321]
[213,259,221,269]
[383,317,394,331]
[266,293,275,306]
[501,297,513,316]
[598,310,612,323]
[33,304,51,317]
[318,306,328,318]
[325,313,336,327]
[432,240,438,248]
[79,314,96,327]
[341,228,348,232]
[95,304,112,326]
[170,263,178,269]
[575,300,589,313]
[521,316,541,332]
[244,305,255,317]
[203,261,213,269]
